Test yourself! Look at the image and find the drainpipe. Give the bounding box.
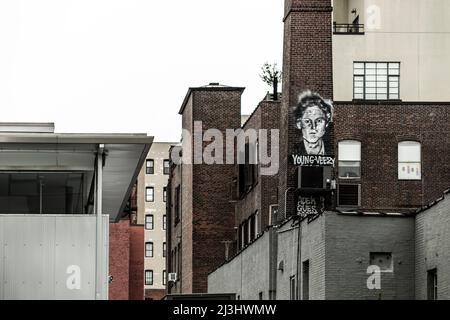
[95,144,105,300]
[296,217,302,300]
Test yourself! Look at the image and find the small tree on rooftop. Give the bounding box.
[260,62,282,101]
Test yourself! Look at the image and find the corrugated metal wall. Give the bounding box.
[0,215,108,300]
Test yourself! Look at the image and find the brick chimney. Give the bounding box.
[278,0,334,221]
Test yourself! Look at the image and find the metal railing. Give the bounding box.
[333,23,365,34]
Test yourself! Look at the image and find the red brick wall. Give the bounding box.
[191,89,242,293]
[145,289,166,300]
[335,102,450,211]
[109,219,130,300]
[129,225,144,300]
[278,0,334,221]
[236,99,280,234]
[109,219,144,300]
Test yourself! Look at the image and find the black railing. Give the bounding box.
[333,23,365,34]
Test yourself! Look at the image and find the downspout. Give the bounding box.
[95,144,105,300]
[296,217,302,300]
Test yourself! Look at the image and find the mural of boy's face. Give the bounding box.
[297,105,327,144]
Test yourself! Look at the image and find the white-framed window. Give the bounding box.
[163,242,167,258]
[145,270,153,285]
[398,141,421,180]
[163,160,170,175]
[163,187,167,202]
[163,270,167,286]
[145,214,154,230]
[146,159,154,174]
[146,187,154,202]
[145,242,154,257]
[354,62,400,100]
[338,140,361,179]
[163,215,167,230]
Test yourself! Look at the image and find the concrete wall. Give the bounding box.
[325,213,415,300]
[415,194,450,300]
[208,229,276,300]
[276,216,326,300]
[333,0,450,102]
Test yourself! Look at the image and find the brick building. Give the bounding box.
[208,0,450,300]
[234,96,281,251]
[166,84,243,294]
[136,142,175,300]
[109,185,146,300]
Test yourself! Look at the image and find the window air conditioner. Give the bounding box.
[168,273,177,282]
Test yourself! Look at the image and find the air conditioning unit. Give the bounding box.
[168,273,177,283]
[298,166,333,190]
[337,184,361,207]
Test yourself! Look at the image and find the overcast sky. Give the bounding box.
[0,0,283,142]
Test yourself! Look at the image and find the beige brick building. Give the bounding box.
[136,142,175,300]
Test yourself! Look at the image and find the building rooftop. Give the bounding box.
[0,123,153,222]
[178,83,245,115]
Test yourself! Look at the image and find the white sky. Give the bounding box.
[0,0,283,142]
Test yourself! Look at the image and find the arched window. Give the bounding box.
[398,141,421,180]
[338,140,361,179]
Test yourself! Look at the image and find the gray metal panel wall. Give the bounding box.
[0,214,109,300]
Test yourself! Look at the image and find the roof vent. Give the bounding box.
[209,82,220,86]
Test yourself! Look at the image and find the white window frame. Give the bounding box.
[145,242,154,257]
[145,270,153,286]
[145,214,154,230]
[163,160,170,175]
[353,62,400,100]
[146,187,154,202]
[338,140,361,179]
[146,159,154,174]
[398,141,421,180]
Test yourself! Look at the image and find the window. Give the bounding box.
[163,242,167,258]
[163,160,170,175]
[254,210,260,237]
[427,269,438,300]
[289,276,296,300]
[338,141,361,179]
[146,159,154,174]
[398,141,421,180]
[249,215,255,242]
[145,242,154,257]
[145,215,154,230]
[163,187,167,202]
[146,187,154,202]
[238,141,258,197]
[370,252,393,272]
[174,185,181,224]
[302,260,310,300]
[145,270,153,285]
[163,270,167,286]
[163,215,167,230]
[354,62,400,100]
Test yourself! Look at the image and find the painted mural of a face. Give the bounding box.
[295,91,333,155]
